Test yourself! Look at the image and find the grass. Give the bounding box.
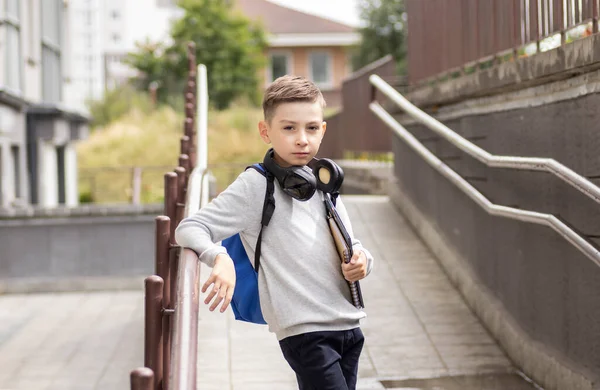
[77,103,268,204]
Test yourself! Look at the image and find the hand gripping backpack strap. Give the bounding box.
[247,164,275,272]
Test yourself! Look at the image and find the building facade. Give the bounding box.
[236,0,360,107]
[66,0,182,108]
[0,0,88,209]
[65,0,105,108]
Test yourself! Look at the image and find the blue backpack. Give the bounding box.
[222,164,275,324]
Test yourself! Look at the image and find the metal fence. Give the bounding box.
[319,55,400,159]
[369,72,600,388]
[129,42,202,390]
[79,163,252,205]
[407,0,600,83]
[79,166,171,204]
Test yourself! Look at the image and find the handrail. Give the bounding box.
[169,246,199,389]
[169,62,211,389]
[370,74,600,205]
[368,77,600,267]
[169,166,211,389]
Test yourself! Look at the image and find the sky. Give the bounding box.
[126,0,362,51]
[268,0,362,27]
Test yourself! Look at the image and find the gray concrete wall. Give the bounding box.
[0,204,162,292]
[388,36,600,390]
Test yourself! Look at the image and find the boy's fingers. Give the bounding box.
[204,282,221,305]
[201,275,214,293]
[209,289,226,311]
[220,288,234,313]
[343,262,364,272]
[345,267,366,282]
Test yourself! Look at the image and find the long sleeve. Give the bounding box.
[174,170,264,267]
[176,168,372,340]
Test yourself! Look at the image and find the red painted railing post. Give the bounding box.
[144,276,164,389]
[131,367,154,390]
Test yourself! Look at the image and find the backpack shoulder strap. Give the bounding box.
[245,163,275,271]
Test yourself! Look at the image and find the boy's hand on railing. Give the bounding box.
[202,254,236,313]
[342,250,367,282]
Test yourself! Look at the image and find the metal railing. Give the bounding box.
[168,168,211,389]
[407,0,600,84]
[369,74,600,266]
[130,42,208,390]
[318,55,397,159]
[78,165,172,204]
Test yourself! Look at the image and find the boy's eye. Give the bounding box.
[308,126,319,131]
[283,126,294,130]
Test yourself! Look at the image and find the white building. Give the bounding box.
[0,0,88,209]
[65,0,105,108]
[66,0,182,110]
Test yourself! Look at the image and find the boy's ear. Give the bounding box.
[321,121,327,136]
[258,120,271,144]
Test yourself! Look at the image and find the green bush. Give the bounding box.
[86,85,154,128]
[79,190,94,204]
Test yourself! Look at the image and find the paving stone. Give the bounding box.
[0,196,531,389]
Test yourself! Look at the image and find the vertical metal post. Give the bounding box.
[155,216,170,282]
[164,172,178,240]
[185,91,196,114]
[160,171,178,390]
[178,155,190,178]
[187,41,196,73]
[130,367,154,390]
[162,310,171,390]
[132,167,142,205]
[185,118,196,168]
[144,276,164,390]
[169,249,180,325]
[185,102,194,122]
[174,166,187,229]
[180,136,190,161]
[163,246,180,390]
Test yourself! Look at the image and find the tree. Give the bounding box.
[126,40,180,105]
[126,0,267,110]
[352,0,407,74]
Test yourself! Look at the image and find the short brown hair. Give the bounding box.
[262,75,326,123]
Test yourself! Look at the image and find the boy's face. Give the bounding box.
[259,101,326,167]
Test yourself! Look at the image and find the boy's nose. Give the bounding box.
[296,132,308,146]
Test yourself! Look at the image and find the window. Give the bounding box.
[57,145,66,204]
[268,52,291,83]
[41,0,62,102]
[309,51,333,89]
[112,33,121,43]
[6,0,19,19]
[11,146,20,198]
[27,0,36,63]
[5,0,22,92]
[6,25,21,91]
[110,10,120,19]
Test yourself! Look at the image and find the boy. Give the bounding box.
[175,75,374,389]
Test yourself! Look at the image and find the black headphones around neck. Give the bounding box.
[262,148,344,201]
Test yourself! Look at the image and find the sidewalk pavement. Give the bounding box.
[0,196,528,389]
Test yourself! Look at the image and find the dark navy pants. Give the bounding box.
[278,328,365,390]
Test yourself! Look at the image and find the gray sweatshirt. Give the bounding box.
[174,168,373,340]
